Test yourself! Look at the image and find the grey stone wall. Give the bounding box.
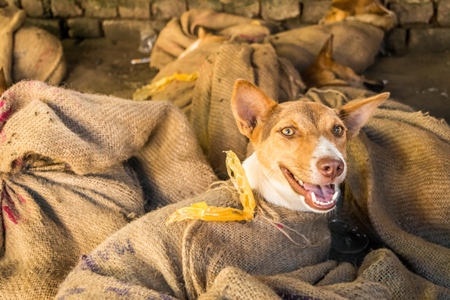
[11,0,450,53]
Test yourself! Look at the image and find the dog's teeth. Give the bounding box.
[332,191,339,201]
[311,192,317,204]
[293,175,304,186]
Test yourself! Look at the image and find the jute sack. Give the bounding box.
[55,182,331,299]
[305,87,450,296]
[348,98,450,288]
[149,9,275,70]
[0,81,216,299]
[12,26,66,85]
[0,5,25,86]
[0,5,66,87]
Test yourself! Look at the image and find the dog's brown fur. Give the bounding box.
[231,79,389,213]
[320,0,397,31]
[301,35,385,92]
[0,67,7,95]
[179,27,228,58]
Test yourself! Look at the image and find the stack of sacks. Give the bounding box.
[0,81,216,299]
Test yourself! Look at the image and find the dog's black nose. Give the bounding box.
[317,157,344,180]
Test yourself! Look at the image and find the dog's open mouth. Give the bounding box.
[280,166,338,211]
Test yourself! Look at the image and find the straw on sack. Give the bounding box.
[167,150,256,224]
[0,81,216,300]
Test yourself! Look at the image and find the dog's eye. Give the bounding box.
[333,125,344,136]
[281,127,295,136]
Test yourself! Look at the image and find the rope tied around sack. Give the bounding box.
[166,150,256,225]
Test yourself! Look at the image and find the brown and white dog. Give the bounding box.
[320,0,397,31]
[301,35,386,92]
[231,79,389,213]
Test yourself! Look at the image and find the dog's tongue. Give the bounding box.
[303,183,334,203]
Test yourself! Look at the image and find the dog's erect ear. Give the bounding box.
[339,92,389,138]
[231,79,277,139]
[319,35,334,61]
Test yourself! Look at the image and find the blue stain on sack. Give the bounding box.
[113,238,135,255]
[80,254,106,276]
[57,287,85,300]
[97,248,109,261]
[105,286,130,296]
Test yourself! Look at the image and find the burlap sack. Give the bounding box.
[0,5,66,87]
[150,9,275,70]
[55,182,331,299]
[0,5,25,86]
[0,81,216,299]
[348,99,450,288]
[178,249,449,299]
[306,87,450,296]
[12,26,66,85]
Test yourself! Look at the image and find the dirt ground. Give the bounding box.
[61,38,450,123]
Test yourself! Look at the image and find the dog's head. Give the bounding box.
[231,79,388,213]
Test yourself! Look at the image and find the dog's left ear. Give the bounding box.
[339,92,390,138]
[231,79,277,139]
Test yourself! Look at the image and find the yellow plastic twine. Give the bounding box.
[133,72,199,101]
[166,150,256,225]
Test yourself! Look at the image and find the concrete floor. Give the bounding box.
[61,38,450,123]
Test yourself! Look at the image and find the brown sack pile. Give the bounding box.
[149,9,275,70]
[0,80,216,299]
[55,87,450,299]
[0,5,66,87]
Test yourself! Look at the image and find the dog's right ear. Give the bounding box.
[339,92,390,138]
[231,79,277,139]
